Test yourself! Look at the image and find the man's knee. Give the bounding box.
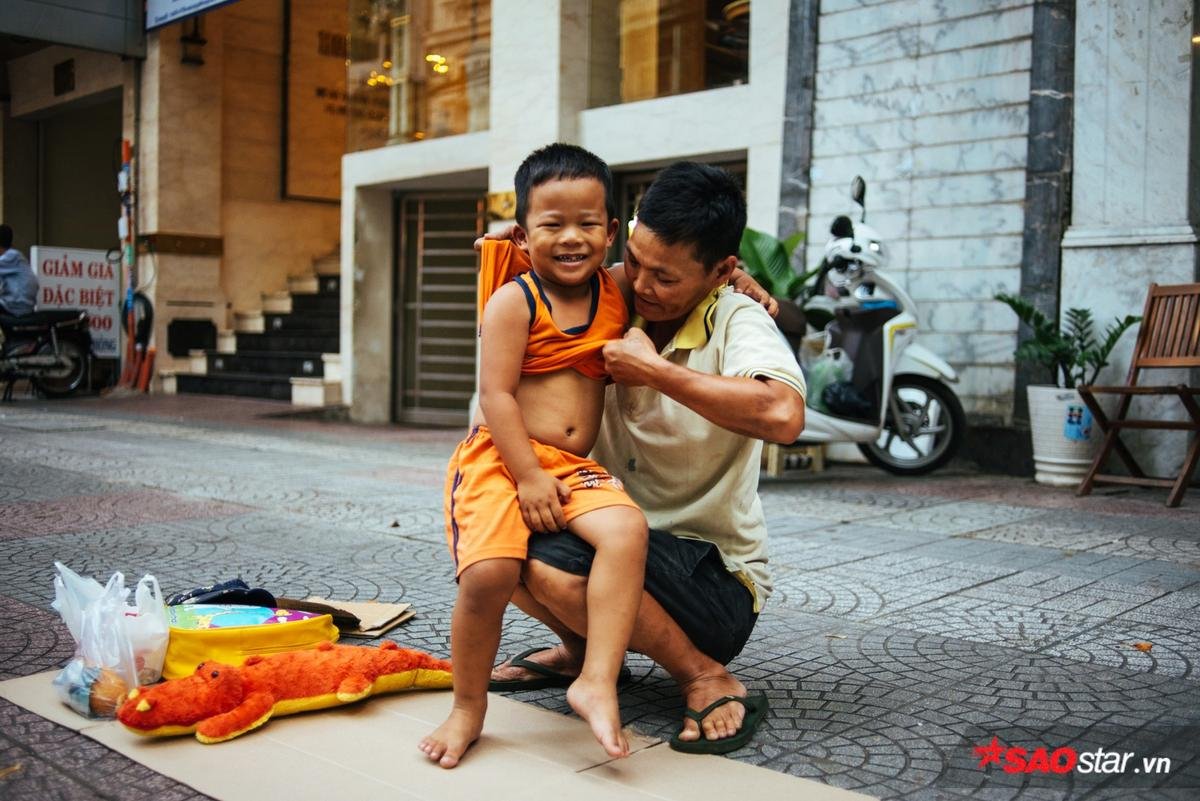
[521,557,587,599]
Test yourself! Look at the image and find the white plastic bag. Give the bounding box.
[50,562,168,718]
[805,347,853,413]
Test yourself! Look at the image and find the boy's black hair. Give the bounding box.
[636,162,746,269]
[514,143,616,227]
[0,224,12,249]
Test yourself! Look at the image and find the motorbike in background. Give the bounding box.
[778,177,965,475]
[0,309,93,400]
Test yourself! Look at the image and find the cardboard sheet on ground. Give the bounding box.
[1,672,876,801]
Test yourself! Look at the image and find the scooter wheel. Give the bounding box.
[32,335,89,398]
[858,374,964,475]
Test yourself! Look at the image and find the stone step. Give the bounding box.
[263,311,340,333]
[175,372,292,402]
[291,377,342,407]
[207,350,327,377]
[313,250,340,277]
[289,292,340,313]
[235,331,339,353]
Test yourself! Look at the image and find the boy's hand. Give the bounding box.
[729,271,779,317]
[517,470,572,532]
[473,225,518,251]
[603,329,667,387]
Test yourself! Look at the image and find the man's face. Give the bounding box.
[515,178,617,288]
[623,225,732,324]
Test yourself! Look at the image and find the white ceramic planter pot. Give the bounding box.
[1027,385,1104,486]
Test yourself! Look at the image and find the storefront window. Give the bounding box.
[348,0,491,152]
[588,0,749,108]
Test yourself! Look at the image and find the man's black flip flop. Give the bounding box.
[488,646,632,692]
[668,693,769,754]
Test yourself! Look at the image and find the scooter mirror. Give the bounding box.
[851,176,866,207]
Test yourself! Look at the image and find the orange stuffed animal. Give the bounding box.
[116,640,452,743]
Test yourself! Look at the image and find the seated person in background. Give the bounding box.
[0,224,38,317]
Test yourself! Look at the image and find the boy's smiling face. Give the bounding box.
[515,178,618,288]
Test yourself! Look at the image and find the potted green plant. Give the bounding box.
[994,293,1141,486]
[738,227,812,299]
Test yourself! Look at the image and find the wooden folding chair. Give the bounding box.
[1077,283,1200,507]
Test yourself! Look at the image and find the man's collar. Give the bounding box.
[632,285,725,351]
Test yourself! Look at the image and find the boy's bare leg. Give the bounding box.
[419,558,521,768]
[562,506,648,759]
[492,585,587,680]
[505,559,748,747]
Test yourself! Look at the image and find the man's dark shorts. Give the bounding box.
[526,528,757,665]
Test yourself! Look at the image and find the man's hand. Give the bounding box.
[603,328,667,387]
[729,270,779,317]
[516,469,572,533]
[473,224,518,251]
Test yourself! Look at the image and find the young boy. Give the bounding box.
[419,144,649,769]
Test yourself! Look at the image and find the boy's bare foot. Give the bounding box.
[566,676,629,759]
[418,705,484,769]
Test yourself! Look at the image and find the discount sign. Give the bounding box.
[30,246,122,358]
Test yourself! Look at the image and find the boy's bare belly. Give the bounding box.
[474,369,605,457]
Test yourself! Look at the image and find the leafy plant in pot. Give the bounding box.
[994,293,1141,486]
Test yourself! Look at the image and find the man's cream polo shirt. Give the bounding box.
[591,286,806,612]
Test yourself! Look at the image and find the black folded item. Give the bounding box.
[822,380,875,420]
[165,578,277,608]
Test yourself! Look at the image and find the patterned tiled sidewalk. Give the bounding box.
[1,395,1197,800]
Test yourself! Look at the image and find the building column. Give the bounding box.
[487,0,590,207]
[776,0,818,242]
[1060,0,1198,473]
[137,20,226,372]
[1014,0,1075,425]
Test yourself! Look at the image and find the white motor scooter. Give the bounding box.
[781,177,965,475]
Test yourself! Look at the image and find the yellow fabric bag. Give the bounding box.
[162,604,338,680]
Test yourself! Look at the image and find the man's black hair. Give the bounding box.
[636,162,747,269]
[0,224,12,250]
[514,143,616,227]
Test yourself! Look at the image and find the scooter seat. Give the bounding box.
[0,309,87,329]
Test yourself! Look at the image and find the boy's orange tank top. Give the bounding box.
[477,239,627,381]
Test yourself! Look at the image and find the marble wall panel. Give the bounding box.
[922,299,1021,333]
[811,118,915,158]
[816,56,918,102]
[808,178,912,214]
[908,170,1026,208]
[908,136,1028,177]
[819,0,922,43]
[911,104,1029,148]
[905,266,1020,301]
[910,201,1025,238]
[908,234,1023,270]
[918,5,1033,55]
[1071,0,1194,229]
[955,364,1019,397]
[815,72,1030,128]
[817,27,920,71]
[918,331,1016,364]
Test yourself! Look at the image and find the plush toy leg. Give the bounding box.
[196,692,276,744]
[336,674,373,703]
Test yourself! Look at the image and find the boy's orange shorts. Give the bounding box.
[444,426,640,576]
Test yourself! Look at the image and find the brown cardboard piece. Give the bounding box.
[274,596,416,638]
[1,672,877,801]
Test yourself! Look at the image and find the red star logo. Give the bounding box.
[975,736,1004,768]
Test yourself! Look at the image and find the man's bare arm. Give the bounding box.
[602,329,804,443]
